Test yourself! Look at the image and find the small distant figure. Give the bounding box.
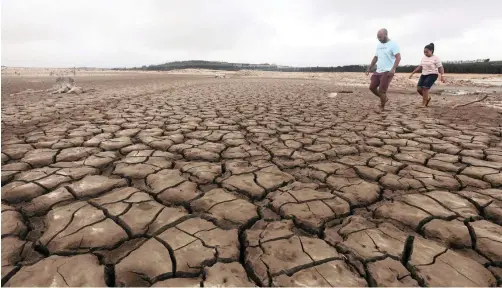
[366,28,401,112]
[409,43,445,107]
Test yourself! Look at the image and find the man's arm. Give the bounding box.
[390,53,401,75]
[366,56,378,75]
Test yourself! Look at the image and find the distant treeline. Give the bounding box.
[118,60,502,74]
[303,63,502,74]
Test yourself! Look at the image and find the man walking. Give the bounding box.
[366,28,401,111]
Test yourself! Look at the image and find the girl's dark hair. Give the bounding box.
[425,43,435,53]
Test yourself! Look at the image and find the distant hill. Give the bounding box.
[124,60,287,72]
[120,60,502,74]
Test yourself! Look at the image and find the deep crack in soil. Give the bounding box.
[2,73,502,287]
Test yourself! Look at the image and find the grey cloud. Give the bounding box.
[2,0,501,67]
[311,0,501,20]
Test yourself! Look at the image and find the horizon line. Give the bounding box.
[3,58,500,70]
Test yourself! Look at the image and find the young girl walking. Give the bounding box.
[409,43,445,107]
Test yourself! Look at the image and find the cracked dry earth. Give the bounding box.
[1,75,502,287]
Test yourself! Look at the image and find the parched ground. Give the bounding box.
[1,72,502,287]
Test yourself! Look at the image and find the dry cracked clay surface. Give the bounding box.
[2,75,502,287]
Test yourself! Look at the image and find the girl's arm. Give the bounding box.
[409,66,422,78]
[436,57,445,82]
[439,66,445,82]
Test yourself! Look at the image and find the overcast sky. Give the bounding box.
[2,0,502,68]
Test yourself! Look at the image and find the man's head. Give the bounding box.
[377,28,389,43]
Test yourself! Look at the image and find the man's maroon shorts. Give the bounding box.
[370,72,394,92]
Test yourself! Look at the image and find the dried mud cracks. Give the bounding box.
[1,79,502,286]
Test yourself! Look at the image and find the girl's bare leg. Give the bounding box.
[422,88,431,107]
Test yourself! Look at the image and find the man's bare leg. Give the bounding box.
[378,88,388,111]
[376,73,392,111]
[370,87,388,111]
[370,87,380,98]
[370,87,387,112]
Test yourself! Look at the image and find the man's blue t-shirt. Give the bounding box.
[375,40,400,72]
